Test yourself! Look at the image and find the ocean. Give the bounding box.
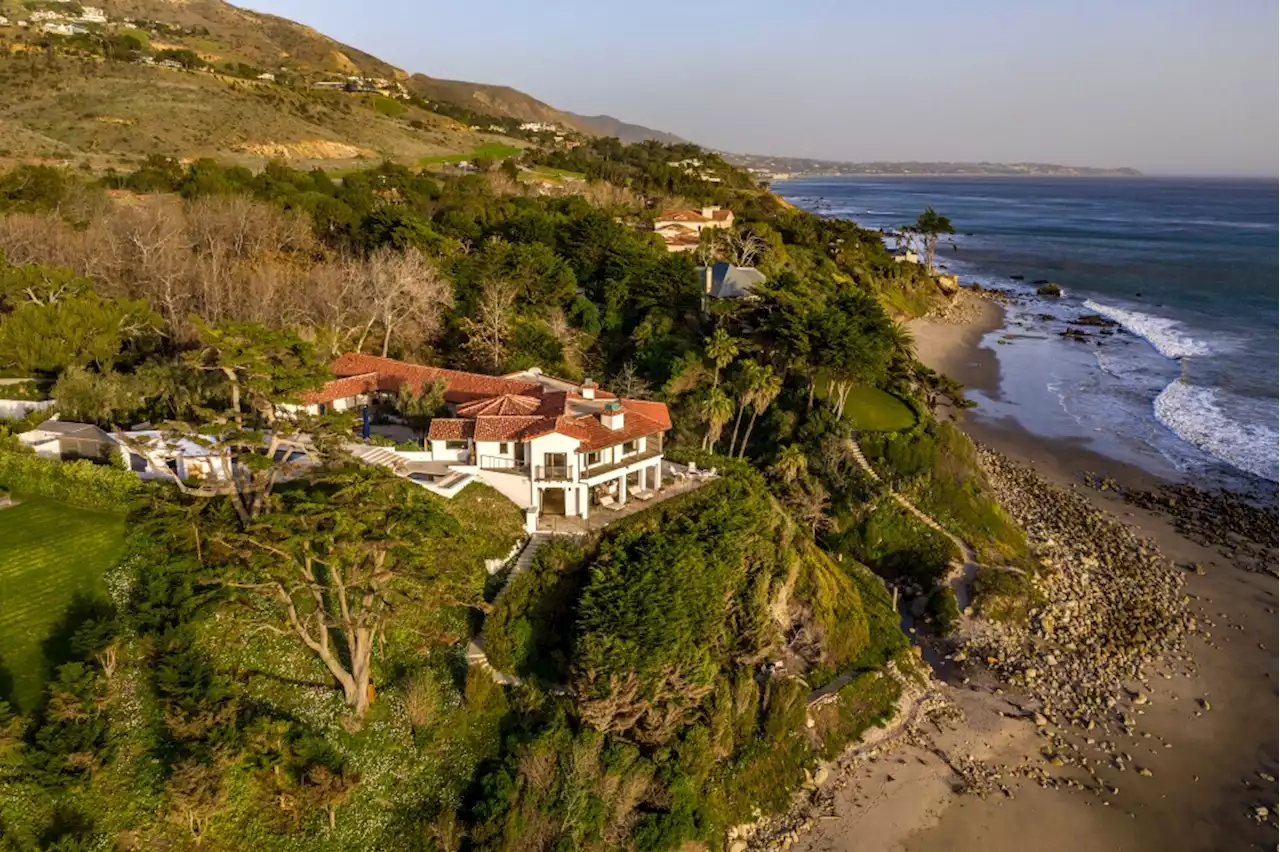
[774,176,1279,490]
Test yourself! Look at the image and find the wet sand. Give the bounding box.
[796,298,1278,852]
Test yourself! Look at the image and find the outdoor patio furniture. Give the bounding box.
[599,494,619,510]
[632,488,654,501]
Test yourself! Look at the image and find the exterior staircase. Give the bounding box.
[466,533,552,686]
[349,444,407,473]
[847,435,979,613]
[465,639,522,686]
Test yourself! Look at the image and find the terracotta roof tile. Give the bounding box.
[325,354,672,451]
[426,420,475,440]
[472,416,551,441]
[301,372,379,404]
[331,353,541,401]
[455,394,542,417]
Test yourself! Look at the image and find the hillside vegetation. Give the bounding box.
[0,55,518,171]
[0,0,639,170]
[0,126,1022,849]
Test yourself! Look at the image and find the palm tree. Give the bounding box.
[700,387,734,452]
[885,321,915,358]
[725,362,759,458]
[737,364,781,459]
[771,443,808,484]
[704,327,739,391]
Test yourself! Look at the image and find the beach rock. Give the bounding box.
[961,447,1193,741]
[1010,274,1025,281]
[1037,283,1063,296]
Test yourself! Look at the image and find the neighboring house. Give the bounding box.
[653,206,734,234]
[696,262,766,301]
[41,22,85,34]
[256,72,276,82]
[78,6,107,23]
[301,354,673,527]
[18,420,116,462]
[653,206,733,252]
[890,247,921,264]
[659,228,702,253]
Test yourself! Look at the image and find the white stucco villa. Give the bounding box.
[292,354,676,530]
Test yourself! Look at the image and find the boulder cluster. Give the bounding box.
[1099,478,1278,575]
[962,447,1193,731]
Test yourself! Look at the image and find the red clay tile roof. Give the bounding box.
[472,416,551,441]
[331,353,540,401]
[326,354,672,448]
[622,399,673,431]
[655,207,733,224]
[301,372,379,404]
[455,394,542,417]
[657,208,709,223]
[426,420,475,440]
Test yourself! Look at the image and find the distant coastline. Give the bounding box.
[727,155,1141,181]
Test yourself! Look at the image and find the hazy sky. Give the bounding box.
[246,0,1278,176]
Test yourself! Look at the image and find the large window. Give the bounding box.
[586,450,602,466]
[445,440,468,450]
[622,440,637,455]
[499,442,510,454]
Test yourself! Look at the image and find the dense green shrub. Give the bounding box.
[0,441,139,512]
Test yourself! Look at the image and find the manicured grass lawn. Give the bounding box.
[843,386,917,431]
[0,497,125,712]
[419,142,522,165]
[817,381,917,432]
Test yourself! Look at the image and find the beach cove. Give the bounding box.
[764,179,1279,852]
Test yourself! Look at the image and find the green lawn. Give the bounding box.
[0,497,125,712]
[524,165,585,182]
[817,382,917,432]
[418,142,522,165]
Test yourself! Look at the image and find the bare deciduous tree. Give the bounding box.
[460,279,516,371]
[363,246,453,357]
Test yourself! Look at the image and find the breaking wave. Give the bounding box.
[1083,300,1212,360]
[1154,381,1279,482]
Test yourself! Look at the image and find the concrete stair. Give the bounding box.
[465,638,522,686]
[350,444,406,472]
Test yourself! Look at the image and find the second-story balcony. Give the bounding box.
[535,464,573,481]
[579,447,662,480]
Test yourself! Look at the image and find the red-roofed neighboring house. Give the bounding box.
[653,205,734,236]
[297,354,675,525]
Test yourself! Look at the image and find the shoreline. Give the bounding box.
[790,298,1278,852]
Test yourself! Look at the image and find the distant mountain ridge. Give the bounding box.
[566,114,687,145]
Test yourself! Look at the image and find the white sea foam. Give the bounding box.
[1083,300,1212,360]
[1154,381,1279,482]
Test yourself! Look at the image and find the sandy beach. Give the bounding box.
[786,292,1278,852]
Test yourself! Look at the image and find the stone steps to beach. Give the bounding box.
[465,638,523,687]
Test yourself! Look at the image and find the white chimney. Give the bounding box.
[601,401,625,431]
[701,206,716,219]
[581,379,596,400]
